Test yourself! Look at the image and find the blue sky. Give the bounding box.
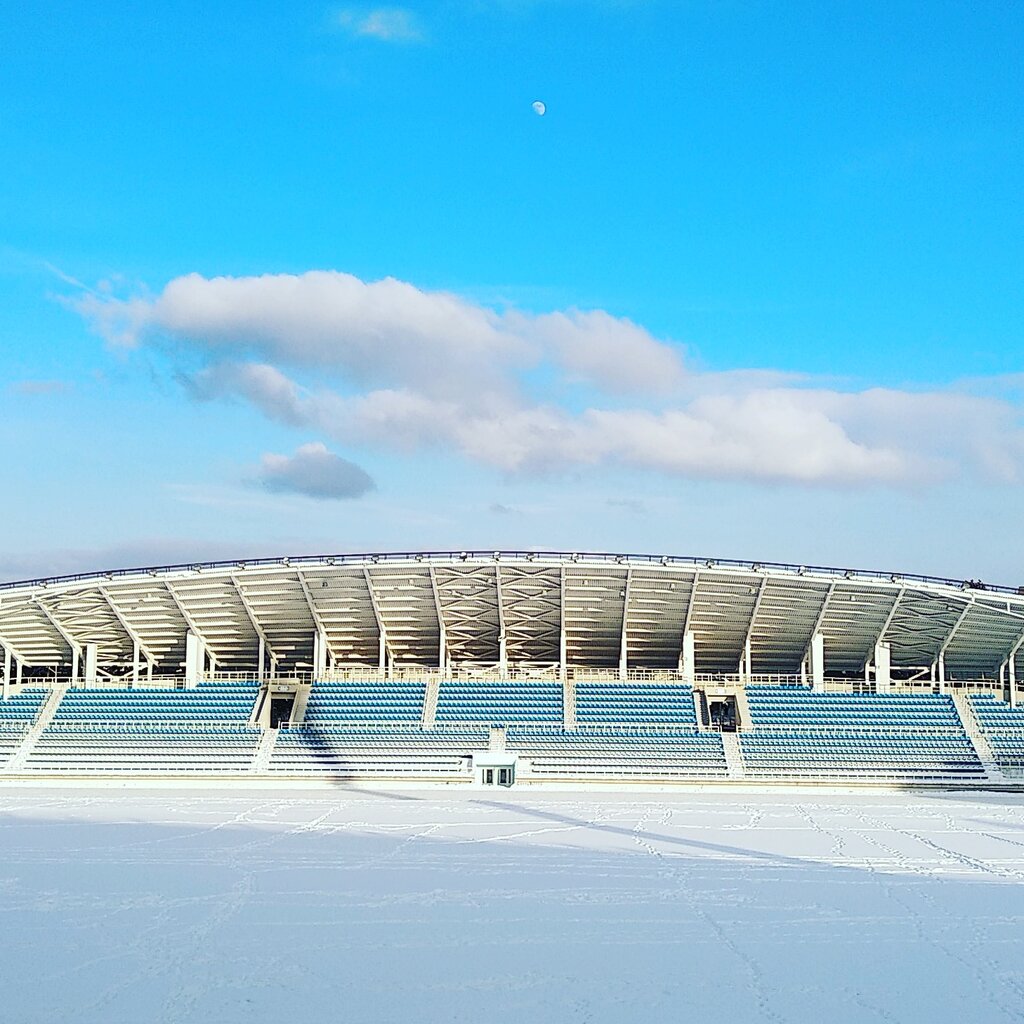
[2,0,1022,583]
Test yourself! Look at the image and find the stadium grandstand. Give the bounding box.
[0,550,1022,786]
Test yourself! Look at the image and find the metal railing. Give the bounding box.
[4,548,1021,597]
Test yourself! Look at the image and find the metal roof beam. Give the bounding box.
[559,565,567,681]
[865,587,906,668]
[495,564,507,678]
[164,581,208,644]
[0,620,32,667]
[739,575,768,675]
[98,587,157,669]
[428,567,447,670]
[618,568,633,678]
[362,568,390,672]
[802,580,837,666]
[32,598,82,662]
[295,571,329,636]
[938,598,975,659]
[229,576,277,661]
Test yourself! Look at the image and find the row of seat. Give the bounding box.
[52,683,260,724]
[575,683,697,726]
[968,696,1024,774]
[269,725,490,775]
[435,682,563,724]
[740,729,983,780]
[509,726,727,779]
[304,682,426,723]
[0,688,49,722]
[26,726,261,772]
[746,686,962,730]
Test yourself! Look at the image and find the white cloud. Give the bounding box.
[335,7,425,43]
[76,270,681,401]
[525,308,686,394]
[257,443,375,500]
[74,269,1024,489]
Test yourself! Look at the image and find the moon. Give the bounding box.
[532,100,546,117]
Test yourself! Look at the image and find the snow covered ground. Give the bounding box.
[1,786,1024,1024]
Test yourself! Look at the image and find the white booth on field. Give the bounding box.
[472,751,518,787]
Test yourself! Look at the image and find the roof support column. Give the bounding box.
[936,599,973,695]
[84,643,98,686]
[165,582,210,684]
[313,628,329,679]
[864,587,905,674]
[618,569,632,681]
[495,564,507,680]
[1010,652,1018,708]
[34,599,82,683]
[802,581,837,678]
[559,566,567,684]
[874,643,891,693]
[363,568,389,679]
[428,567,447,672]
[809,632,824,692]
[99,587,157,682]
[230,576,277,679]
[184,631,205,688]
[2,647,10,700]
[739,577,767,681]
[677,571,699,677]
[680,631,695,683]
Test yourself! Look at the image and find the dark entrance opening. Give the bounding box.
[482,766,514,787]
[270,695,295,728]
[708,695,738,732]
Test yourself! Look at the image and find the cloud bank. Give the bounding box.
[256,443,375,500]
[76,270,1024,488]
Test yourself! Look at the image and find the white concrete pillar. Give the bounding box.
[378,631,387,675]
[84,643,98,685]
[809,632,824,692]
[874,642,891,693]
[1010,655,1018,708]
[132,640,140,686]
[70,647,80,685]
[184,631,204,687]
[937,652,946,693]
[559,624,567,683]
[258,637,266,682]
[16,659,23,686]
[680,630,695,681]
[314,628,328,679]
[2,647,10,700]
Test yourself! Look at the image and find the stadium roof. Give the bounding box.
[1,551,1022,680]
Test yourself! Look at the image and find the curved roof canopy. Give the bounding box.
[0,551,1022,681]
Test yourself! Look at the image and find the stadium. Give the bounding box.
[1,548,1022,787]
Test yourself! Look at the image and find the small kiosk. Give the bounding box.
[472,751,518,787]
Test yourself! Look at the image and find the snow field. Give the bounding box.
[1,787,1023,1023]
